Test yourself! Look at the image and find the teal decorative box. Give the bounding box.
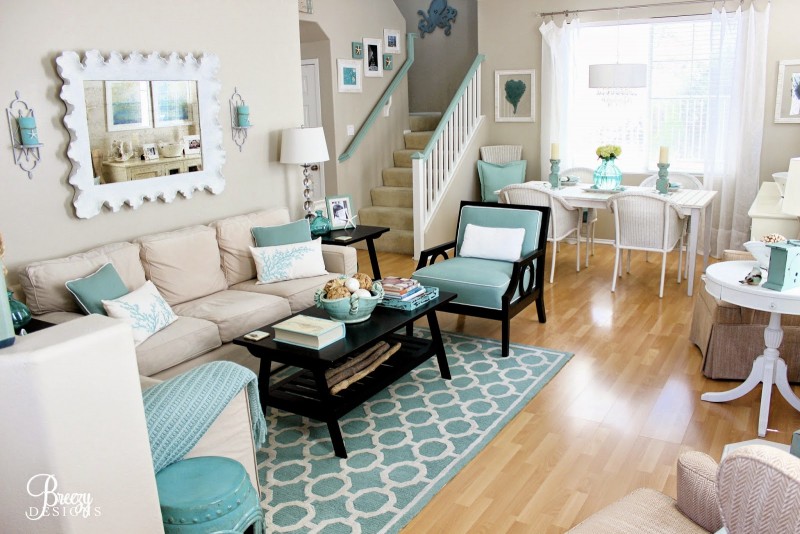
[763,240,800,291]
[792,429,800,458]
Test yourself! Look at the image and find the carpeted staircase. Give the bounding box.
[358,112,441,256]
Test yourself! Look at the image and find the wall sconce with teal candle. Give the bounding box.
[5,90,43,179]
[229,87,251,152]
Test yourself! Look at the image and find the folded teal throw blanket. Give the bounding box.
[143,361,267,472]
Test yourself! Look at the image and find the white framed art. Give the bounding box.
[494,69,535,123]
[384,29,401,54]
[337,59,362,93]
[775,59,800,123]
[363,37,383,78]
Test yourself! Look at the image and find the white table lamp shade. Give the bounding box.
[588,63,647,88]
[280,126,329,164]
[782,157,800,217]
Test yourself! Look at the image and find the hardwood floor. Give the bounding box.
[355,242,800,533]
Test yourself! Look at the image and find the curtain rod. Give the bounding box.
[536,0,751,18]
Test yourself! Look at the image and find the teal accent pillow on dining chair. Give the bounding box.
[477,160,527,202]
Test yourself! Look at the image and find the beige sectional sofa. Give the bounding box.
[18,207,357,378]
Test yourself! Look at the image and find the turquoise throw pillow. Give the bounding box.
[478,160,527,202]
[65,262,129,315]
[251,219,311,247]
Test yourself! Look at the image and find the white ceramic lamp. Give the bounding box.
[782,157,800,223]
[280,126,330,219]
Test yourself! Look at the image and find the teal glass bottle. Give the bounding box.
[593,158,622,190]
[0,269,15,348]
[310,210,332,236]
[8,290,31,331]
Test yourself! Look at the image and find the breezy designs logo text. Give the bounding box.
[26,474,100,520]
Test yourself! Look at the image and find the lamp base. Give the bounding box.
[301,164,314,219]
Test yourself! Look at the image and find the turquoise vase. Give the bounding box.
[0,271,15,348]
[593,158,622,190]
[310,210,332,236]
[8,290,31,332]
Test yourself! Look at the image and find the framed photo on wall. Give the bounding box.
[105,81,153,132]
[151,80,194,128]
[337,59,362,93]
[326,195,355,230]
[775,59,800,123]
[363,37,383,78]
[494,69,536,123]
[384,29,401,54]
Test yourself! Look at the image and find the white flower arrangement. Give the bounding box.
[596,144,622,160]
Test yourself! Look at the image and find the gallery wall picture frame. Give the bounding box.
[105,81,153,132]
[384,29,401,54]
[351,41,363,60]
[383,54,394,71]
[183,134,201,155]
[326,194,355,230]
[142,143,159,160]
[151,80,194,128]
[363,37,383,78]
[775,59,800,123]
[495,69,535,123]
[337,59,362,93]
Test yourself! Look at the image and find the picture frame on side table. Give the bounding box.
[495,69,535,123]
[326,195,355,230]
[384,29,401,54]
[183,135,201,155]
[337,59,362,93]
[142,143,159,160]
[775,59,800,123]
[363,38,383,78]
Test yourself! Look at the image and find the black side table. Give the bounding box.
[320,225,390,279]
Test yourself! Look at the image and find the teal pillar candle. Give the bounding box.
[0,268,16,348]
[17,116,39,146]
[236,105,250,127]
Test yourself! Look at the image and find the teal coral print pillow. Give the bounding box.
[250,237,328,284]
[101,280,178,346]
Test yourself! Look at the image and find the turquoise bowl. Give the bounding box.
[314,280,384,324]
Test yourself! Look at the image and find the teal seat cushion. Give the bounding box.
[65,262,129,315]
[413,257,524,310]
[477,160,527,202]
[251,219,311,247]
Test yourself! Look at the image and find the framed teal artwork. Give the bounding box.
[351,42,363,59]
[383,54,393,71]
[337,59,362,93]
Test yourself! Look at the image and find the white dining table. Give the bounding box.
[554,184,718,296]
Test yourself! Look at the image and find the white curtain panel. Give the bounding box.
[704,3,770,256]
[539,18,580,179]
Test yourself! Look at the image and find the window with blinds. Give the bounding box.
[570,17,735,174]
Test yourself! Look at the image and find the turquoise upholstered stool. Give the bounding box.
[156,456,264,533]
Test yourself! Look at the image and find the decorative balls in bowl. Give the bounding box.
[314,273,384,324]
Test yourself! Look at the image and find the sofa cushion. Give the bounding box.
[102,281,178,345]
[19,242,145,315]
[210,208,292,286]
[251,219,311,247]
[413,257,521,310]
[136,226,228,306]
[250,238,328,284]
[172,290,291,343]
[231,272,333,313]
[66,263,129,315]
[136,316,222,377]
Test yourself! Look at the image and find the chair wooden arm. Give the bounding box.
[415,239,457,270]
[502,247,547,305]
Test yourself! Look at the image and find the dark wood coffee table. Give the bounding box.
[233,291,456,458]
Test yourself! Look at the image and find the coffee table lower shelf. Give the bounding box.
[266,333,441,457]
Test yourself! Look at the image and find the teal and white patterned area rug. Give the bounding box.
[257,329,573,533]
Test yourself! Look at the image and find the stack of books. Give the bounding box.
[381,277,425,301]
[272,314,346,349]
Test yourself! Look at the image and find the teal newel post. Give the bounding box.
[656,163,670,194]
[549,159,561,189]
[0,264,15,348]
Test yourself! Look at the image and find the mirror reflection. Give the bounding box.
[83,80,202,185]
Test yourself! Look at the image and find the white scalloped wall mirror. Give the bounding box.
[56,51,225,219]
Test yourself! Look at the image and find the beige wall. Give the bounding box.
[478,0,800,240]
[301,0,410,214]
[0,0,304,284]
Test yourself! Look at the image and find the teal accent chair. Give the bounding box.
[412,201,550,356]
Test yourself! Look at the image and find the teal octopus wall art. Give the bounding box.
[418,0,458,38]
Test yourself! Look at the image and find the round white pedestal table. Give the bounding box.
[701,260,800,437]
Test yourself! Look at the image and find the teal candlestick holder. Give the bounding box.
[549,159,561,189]
[656,163,670,194]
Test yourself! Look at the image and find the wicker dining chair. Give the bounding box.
[500,182,582,284]
[560,166,598,267]
[607,190,687,298]
[479,145,522,164]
